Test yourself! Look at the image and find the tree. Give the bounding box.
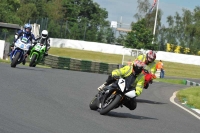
[45,0,65,21]
[60,0,109,41]
[131,0,162,50]
[125,19,153,49]
[17,3,38,23]
[116,34,126,45]
[0,0,22,24]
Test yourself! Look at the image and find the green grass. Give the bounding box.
[49,47,200,79]
[153,78,200,109]
[177,87,200,109]
[49,47,122,64]
[155,78,186,85]
[0,59,10,63]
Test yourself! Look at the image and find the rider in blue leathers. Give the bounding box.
[9,23,35,65]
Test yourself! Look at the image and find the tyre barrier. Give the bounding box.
[184,80,200,86]
[40,54,119,74]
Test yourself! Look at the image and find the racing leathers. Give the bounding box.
[136,54,156,89]
[10,30,35,48]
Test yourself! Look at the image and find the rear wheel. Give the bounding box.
[89,96,99,110]
[99,93,121,115]
[29,54,37,67]
[11,52,20,68]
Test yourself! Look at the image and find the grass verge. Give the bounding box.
[49,47,122,64]
[0,59,50,68]
[177,87,200,109]
[154,78,186,85]
[154,78,200,110]
[0,59,10,63]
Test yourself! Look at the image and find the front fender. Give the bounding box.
[30,51,39,59]
[10,49,24,61]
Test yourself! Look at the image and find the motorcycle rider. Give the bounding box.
[135,50,157,89]
[28,30,51,57]
[9,23,35,65]
[97,60,145,110]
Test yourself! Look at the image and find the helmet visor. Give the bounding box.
[42,34,47,38]
[26,28,31,32]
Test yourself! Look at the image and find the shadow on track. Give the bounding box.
[107,111,158,120]
[136,99,167,105]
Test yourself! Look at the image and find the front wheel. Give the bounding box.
[29,54,37,67]
[11,52,21,68]
[99,94,121,115]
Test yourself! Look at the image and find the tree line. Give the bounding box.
[0,0,200,55]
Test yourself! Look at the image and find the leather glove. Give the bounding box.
[112,75,120,80]
[97,83,106,91]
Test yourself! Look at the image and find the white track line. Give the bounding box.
[170,91,200,120]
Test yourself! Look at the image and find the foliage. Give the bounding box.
[162,6,200,55]
[125,18,154,49]
[0,0,200,54]
[0,0,22,24]
[17,3,38,23]
[166,43,191,54]
[0,0,112,43]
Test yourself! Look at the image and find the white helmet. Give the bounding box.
[41,30,48,39]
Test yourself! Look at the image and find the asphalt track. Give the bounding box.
[0,63,199,133]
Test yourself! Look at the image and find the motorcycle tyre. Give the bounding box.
[99,95,121,115]
[11,52,20,68]
[29,54,37,67]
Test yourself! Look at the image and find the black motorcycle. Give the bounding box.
[89,78,137,115]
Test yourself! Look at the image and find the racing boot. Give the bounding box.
[22,59,26,65]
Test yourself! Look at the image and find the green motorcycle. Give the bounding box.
[29,43,46,67]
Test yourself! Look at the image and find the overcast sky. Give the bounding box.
[93,0,199,27]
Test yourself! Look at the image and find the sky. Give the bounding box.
[93,0,199,27]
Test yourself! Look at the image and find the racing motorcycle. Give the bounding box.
[29,42,46,67]
[142,69,157,89]
[89,78,136,115]
[10,36,31,67]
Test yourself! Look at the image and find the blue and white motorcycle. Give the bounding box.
[10,36,32,67]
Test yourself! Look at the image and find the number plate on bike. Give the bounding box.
[21,37,28,43]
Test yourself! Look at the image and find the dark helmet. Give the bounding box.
[146,50,156,63]
[133,60,146,75]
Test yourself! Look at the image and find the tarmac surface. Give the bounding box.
[0,63,199,133]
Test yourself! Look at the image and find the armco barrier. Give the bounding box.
[42,55,119,74]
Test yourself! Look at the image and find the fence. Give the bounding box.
[40,55,119,74]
